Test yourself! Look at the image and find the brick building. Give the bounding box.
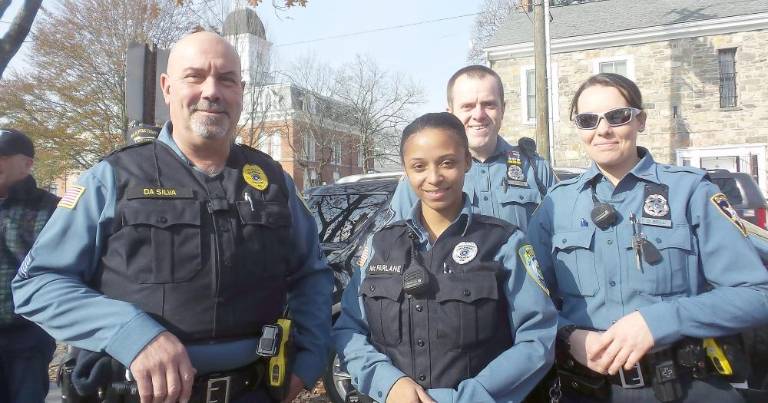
[485,0,768,193]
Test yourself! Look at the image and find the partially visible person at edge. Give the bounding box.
[527,73,768,402]
[388,65,556,231]
[12,31,332,403]
[334,112,557,403]
[0,129,59,403]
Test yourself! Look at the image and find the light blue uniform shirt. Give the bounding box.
[12,123,333,386]
[527,149,768,346]
[389,136,556,232]
[333,196,557,402]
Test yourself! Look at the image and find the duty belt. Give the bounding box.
[107,361,265,403]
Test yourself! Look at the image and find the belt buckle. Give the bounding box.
[206,376,231,403]
[619,362,645,388]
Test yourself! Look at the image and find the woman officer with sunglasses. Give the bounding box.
[527,73,768,402]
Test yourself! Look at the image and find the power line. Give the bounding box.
[275,12,480,47]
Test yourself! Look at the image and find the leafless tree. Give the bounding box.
[335,55,424,172]
[0,0,42,79]
[467,0,518,64]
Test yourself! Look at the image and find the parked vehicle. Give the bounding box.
[707,169,767,229]
[305,176,399,403]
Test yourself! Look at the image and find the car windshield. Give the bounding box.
[710,177,745,205]
[308,191,391,245]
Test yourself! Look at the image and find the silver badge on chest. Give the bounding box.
[452,242,478,264]
[507,165,525,182]
[643,194,670,217]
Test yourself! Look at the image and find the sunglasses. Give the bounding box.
[573,107,642,130]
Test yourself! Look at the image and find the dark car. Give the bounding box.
[305,177,399,403]
[708,169,767,229]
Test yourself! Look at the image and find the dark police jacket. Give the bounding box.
[97,140,296,342]
[361,214,515,389]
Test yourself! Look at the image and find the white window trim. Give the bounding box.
[270,131,281,160]
[519,64,559,125]
[592,55,636,81]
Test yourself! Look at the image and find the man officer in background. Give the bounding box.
[13,31,332,403]
[0,129,59,402]
[388,65,556,230]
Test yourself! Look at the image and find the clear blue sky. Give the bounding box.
[258,0,481,114]
[3,0,483,114]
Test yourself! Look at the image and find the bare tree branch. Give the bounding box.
[0,0,43,78]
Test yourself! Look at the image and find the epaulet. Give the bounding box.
[100,141,153,161]
[473,214,519,233]
[381,219,409,231]
[549,174,581,192]
[659,164,706,180]
[235,143,284,170]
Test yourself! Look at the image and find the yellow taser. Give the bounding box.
[703,338,733,376]
[269,318,292,387]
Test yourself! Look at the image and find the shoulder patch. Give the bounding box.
[711,192,747,237]
[57,185,86,209]
[518,244,549,295]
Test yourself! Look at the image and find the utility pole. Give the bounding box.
[533,0,551,161]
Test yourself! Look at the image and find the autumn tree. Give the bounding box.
[0,0,305,79]
[0,0,197,184]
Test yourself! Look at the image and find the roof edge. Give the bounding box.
[485,12,768,61]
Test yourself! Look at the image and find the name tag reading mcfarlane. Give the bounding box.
[367,264,403,275]
[126,187,194,200]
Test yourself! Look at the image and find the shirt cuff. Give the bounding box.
[105,313,166,367]
[365,366,407,402]
[292,350,326,389]
[638,302,681,346]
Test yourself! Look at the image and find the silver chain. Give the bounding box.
[549,376,562,403]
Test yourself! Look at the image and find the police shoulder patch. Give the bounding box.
[58,185,86,209]
[518,244,549,295]
[711,192,747,237]
[243,164,269,191]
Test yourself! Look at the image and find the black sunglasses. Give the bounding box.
[573,107,641,130]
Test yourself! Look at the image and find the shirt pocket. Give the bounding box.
[434,270,500,350]
[500,187,541,206]
[551,228,599,297]
[121,200,202,284]
[360,275,404,347]
[625,224,692,295]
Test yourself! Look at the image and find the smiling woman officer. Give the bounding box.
[527,73,768,403]
[333,112,557,403]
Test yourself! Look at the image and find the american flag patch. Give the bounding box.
[58,185,86,209]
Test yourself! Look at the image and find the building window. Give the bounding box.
[519,65,559,125]
[592,56,635,80]
[257,132,269,154]
[332,142,342,165]
[270,132,281,160]
[599,60,627,76]
[303,134,316,161]
[719,48,737,108]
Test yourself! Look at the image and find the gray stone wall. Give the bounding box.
[491,28,768,172]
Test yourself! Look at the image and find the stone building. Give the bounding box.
[224,8,364,190]
[485,0,768,193]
